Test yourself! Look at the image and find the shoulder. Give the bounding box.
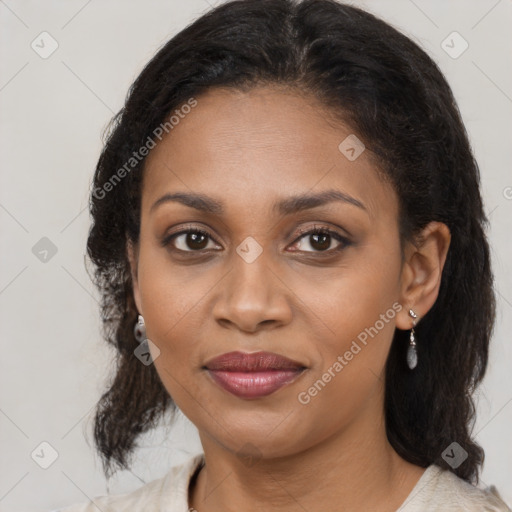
[399,465,511,512]
[50,453,204,512]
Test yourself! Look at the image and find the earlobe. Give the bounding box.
[127,239,143,314]
[396,221,451,330]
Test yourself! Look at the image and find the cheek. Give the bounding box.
[135,245,210,373]
[137,235,217,326]
[292,258,401,433]
[293,239,402,357]
[291,244,402,422]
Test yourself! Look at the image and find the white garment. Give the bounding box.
[53,453,511,511]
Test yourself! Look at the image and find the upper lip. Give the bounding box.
[204,351,306,371]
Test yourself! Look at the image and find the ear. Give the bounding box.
[396,221,451,330]
[127,239,143,315]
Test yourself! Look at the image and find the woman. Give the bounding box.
[56,0,511,510]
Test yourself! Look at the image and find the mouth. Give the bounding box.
[203,351,307,399]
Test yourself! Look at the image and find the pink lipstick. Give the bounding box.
[204,351,306,399]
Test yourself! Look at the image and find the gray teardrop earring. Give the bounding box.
[134,314,147,343]
[407,309,419,370]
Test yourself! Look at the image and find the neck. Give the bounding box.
[189,410,426,512]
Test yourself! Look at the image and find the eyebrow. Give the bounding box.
[150,189,367,216]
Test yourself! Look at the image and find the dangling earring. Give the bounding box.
[407,309,419,370]
[133,314,147,342]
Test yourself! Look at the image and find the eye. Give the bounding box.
[162,227,220,252]
[289,225,351,253]
[162,224,351,255]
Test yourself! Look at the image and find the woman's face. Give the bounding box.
[131,86,408,459]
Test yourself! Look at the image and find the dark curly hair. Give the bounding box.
[86,0,496,483]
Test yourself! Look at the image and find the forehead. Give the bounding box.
[141,86,398,224]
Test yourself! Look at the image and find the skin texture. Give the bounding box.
[128,86,451,512]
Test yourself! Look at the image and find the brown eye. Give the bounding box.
[291,227,351,253]
[307,232,331,251]
[163,228,219,252]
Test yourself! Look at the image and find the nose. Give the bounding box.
[212,250,293,334]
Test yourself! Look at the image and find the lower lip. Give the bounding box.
[207,369,304,399]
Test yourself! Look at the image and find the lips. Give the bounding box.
[204,351,306,399]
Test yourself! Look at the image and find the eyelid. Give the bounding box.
[294,223,350,240]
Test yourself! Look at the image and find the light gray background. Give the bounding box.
[0,0,511,510]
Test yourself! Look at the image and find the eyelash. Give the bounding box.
[161,224,351,256]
